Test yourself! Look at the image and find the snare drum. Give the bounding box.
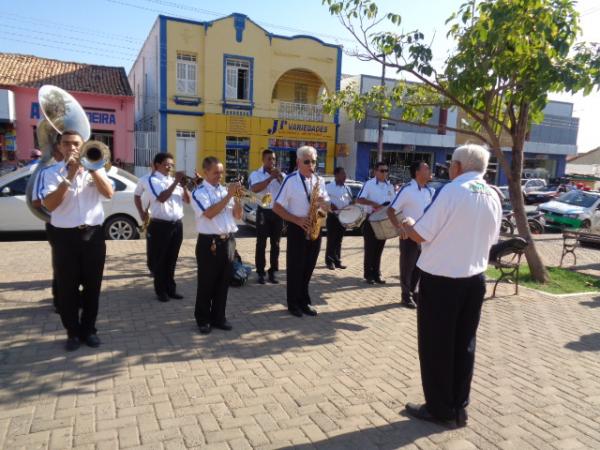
[337,205,366,230]
[368,207,405,240]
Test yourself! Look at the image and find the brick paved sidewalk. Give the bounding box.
[0,236,599,449]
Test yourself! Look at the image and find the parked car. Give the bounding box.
[521,178,547,194]
[538,190,600,231]
[0,165,142,240]
[524,185,560,205]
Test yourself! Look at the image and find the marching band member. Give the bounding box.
[403,144,502,428]
[388,161,433,308]
[273,146,330,317]
[190,157,242,334]
[324,167,352,270]
[248,149,285,284]
[41,131,114,352]
[134,166,155,276]
[356,162,395,284]
[144,153,190,302]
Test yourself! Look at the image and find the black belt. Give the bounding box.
[59,224,101,231]
[199,233,233,241]
[257,206,274,212]
[151,218,182,225]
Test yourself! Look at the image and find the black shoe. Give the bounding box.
[334,263,347,269]
[157,293,170,302]
[326,263,335,270]
[365,278,376,285]
[168,292,184,300]
[258,275,266,285]
[301,305,318,316]
[212,320,233,331]
[288,307,303,317]
[83,334,101,348]
[404,403,455,428]
[268,272,279,284]
[375,277,386,284]
[456,408,468,428]
[400,298,417,309]
[65,337,80,352]
[198,323,212,334]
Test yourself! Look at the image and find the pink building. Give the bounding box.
[0,53,134,170]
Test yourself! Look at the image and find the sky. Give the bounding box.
[1,0,598,152]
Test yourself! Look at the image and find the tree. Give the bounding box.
[322,0,600,282]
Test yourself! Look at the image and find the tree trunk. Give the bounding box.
[509,146,549,283]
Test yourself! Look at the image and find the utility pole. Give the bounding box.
[376,56,386,163]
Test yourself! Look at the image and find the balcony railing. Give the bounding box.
[278,101,323,122]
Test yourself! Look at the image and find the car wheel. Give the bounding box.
[581,220,591,230]
[104,215,139,240]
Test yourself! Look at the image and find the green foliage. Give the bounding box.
[486,265,600,294]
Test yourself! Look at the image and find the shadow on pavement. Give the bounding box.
[564,333,600,352]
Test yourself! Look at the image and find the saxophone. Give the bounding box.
[306,176,327,241]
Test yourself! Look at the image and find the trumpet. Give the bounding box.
[233,186,272,208]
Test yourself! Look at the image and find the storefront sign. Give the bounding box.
[30,102,117,125]
[4,132,16,151]
[267,119,330,138]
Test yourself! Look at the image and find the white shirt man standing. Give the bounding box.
[248,149,285,284]
[325,167,353,270]
[273,146,330,317]
[388,161,433,308]
[402,144,502,428]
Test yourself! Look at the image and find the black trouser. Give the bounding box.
[255,207,283,275]
[148,219,183,297]
[362,220,386,280]
[286,222,321,310]
[325,213,345,265]
[400,238,421,302]
[194,234,235,326]
[45,222,58,308]
[417,271,486,420]
[146,226,154,274]
[53,225,106,339]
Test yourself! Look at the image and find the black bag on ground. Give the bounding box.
[230,250,249,287]
[489,237,528,263]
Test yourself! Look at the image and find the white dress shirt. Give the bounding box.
[390,179,434,221]
[32,163,57,202]
[326,182,352,210]
[190,181,238,235]
[414,172,502,278]
[41,162,107,228]
[134,172,153,210]
[144,171,184,221]
[357,178,396,214]
[274,171,330,216]
[248,167,285,209]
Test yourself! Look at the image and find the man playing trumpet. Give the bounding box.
[144,152,190,303]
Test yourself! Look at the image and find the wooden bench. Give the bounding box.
[489,237,529,297]
[560,230,600,267]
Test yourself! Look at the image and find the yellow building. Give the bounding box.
[129,13,341,180]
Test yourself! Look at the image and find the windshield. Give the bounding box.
[557,191,598,208]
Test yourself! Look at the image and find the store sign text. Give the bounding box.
[267,119,329,136]
[30,102,117,125]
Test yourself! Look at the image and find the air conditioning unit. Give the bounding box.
[0,90,16,123]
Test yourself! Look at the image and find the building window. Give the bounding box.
[225,57,252,101]
[294,83,308,104]
[176,53,197,95]
[91,130,114,161]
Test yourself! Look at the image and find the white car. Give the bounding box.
[0,165,142,240]
[538,190,600,232]
[521,178,547,194]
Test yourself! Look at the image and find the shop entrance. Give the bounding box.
[176,130,197,177]
[225,136,250,182]
[369,149,433,183]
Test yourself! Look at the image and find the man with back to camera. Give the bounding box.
[400,144,502,428]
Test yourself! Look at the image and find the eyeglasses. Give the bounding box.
[378,169,389,173]
[303,159,317,165]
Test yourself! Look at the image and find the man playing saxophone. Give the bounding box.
[273,146,330,317]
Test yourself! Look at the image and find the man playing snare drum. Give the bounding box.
[356,162,396,284]
[325,167,353,270]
